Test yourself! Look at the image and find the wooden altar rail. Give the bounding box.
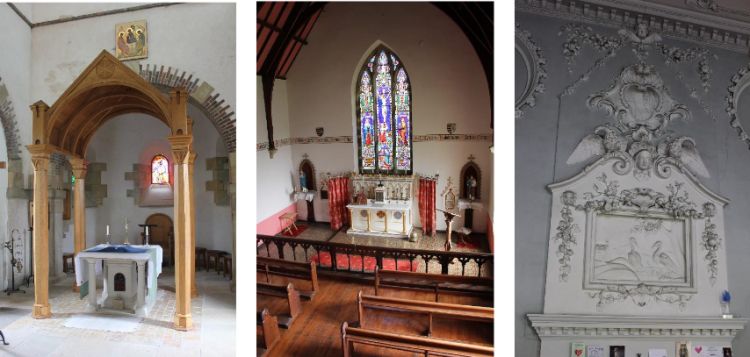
[256,234,493,278]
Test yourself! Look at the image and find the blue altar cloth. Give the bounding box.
[85,245,147,253]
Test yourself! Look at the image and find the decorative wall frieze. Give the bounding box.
[516,24,548,119]
[528,314,748,338]
[517,0,750,54]
[256,134,493,151]
[588,284,693,309]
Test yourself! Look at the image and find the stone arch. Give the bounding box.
[137,64,236,153]
[0,77,21,160]
[27,50,196,331]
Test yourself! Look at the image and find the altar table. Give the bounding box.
[75,244,162,315]
[347,203,413,238]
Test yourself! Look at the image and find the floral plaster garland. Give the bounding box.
[588,283,693,310]
[555,191,579,282]
[702,202,721,285]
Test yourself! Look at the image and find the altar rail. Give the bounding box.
[256,235,493,278]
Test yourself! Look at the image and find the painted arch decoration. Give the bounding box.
[356,46,413,174]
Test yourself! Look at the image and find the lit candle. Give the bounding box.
[106,225,110,235]
[145,226,149,236]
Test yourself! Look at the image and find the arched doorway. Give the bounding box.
[145,213,174,266]
[27,50,195,331]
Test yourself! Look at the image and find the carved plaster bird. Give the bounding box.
[669,137,710,178]
[627,237,643,269]
[651,241,680,275]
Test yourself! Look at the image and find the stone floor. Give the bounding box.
[0,269,235,357]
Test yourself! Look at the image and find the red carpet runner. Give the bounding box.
[312,251,419,272]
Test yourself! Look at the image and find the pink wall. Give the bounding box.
[257,203,297,236]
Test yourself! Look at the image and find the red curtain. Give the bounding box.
[328,176,351,230]
[418,178,437,236]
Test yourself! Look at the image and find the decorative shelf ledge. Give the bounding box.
[528,314,748,338]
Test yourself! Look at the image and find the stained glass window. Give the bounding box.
[356,47,412,174]
[151,154,169,184]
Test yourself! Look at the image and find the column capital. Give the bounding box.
[27,145,53,171]
[168,135,194,164]
[69,156,88,179]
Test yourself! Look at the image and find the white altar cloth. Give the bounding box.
[75,244,162,314]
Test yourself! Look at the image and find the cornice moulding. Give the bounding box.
[517,0,750,54]
[528,314,748,337]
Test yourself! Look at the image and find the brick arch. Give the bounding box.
[137,64,236,153]
[0,77,21,160]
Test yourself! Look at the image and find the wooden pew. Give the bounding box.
[257,282,302,328]
[356,291,493,337]
[374,266,493,303]
[257,256,319,299]
[257,308,281,356]
[341,321,494,357]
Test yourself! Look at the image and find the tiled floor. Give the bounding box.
[0,269,235,357]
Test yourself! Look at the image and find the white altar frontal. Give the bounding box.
[347,174,414,238]
[75,244,163,316]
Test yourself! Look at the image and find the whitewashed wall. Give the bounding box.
[256,2,493,232]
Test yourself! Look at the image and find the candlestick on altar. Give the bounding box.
[436,208,461,252]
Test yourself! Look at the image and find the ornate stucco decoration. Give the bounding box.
[516,24,547,119]
[726,63,750,149]
[686,0,719,12]
[558,22,717,120]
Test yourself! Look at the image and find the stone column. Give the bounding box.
[87,259,97,308]
[28,145,51,319]
[169,134,193,331]
[229,152,236,292]
[136,260,146,308]
[70,158,87,292]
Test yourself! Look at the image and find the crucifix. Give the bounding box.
[436,208,460,251]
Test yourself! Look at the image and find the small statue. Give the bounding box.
[679,344,688,357]
[466,176,477,200]
[299,171,308,192]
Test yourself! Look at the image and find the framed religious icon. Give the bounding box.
[115,20,148,60]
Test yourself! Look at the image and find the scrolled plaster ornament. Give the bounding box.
[588,64,690,133]
[516,24,547,119]
[725,63,750,149]
[588,283,693,309]
[686,0,719,12]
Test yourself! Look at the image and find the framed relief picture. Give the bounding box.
[115,20,148,60]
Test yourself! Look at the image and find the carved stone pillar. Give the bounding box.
[169,135,193,331]
[70,157,87,292]
[28,145,51,319]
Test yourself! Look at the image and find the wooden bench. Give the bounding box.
[257,308,281,356]
[341,321,494,357]
[357,291,493,337]
[375,266,493,302]
[257,282,302,328]
[257,256,319,300]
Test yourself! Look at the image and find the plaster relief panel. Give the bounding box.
[543,62,729,316]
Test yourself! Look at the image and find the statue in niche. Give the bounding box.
[460,161,481,201]
[466,176,477,200]
[299,171,307,192]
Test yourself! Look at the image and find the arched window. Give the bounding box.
[151,154,169,184]
[356,46,412,174]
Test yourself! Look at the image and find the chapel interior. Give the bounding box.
[255,2,495,356]
[0,3,235,356]
[517,0,750,356]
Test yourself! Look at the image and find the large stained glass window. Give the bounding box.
[356,47,412,174]
[151,154,169,184]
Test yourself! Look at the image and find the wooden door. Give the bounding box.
[145,213,173,266]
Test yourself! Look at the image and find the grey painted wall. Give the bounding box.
[516,11,750,356]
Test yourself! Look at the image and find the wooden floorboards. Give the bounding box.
[257,274,493,356]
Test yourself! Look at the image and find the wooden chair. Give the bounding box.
[257,256,319,300]
[357,291,493,337]
[257,308,280,356]
[223,254,232,279]
[341,321,493,357]
[195,247,207,271]
[257,282,302,328]
[374,266,493,303]
[206,250,226,272]
[62,253,75,273]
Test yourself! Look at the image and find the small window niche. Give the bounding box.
[460,161,481,201]
[114,273,126,291]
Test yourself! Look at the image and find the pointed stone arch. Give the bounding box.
[0,78,20,160]
[27,50,196,331]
